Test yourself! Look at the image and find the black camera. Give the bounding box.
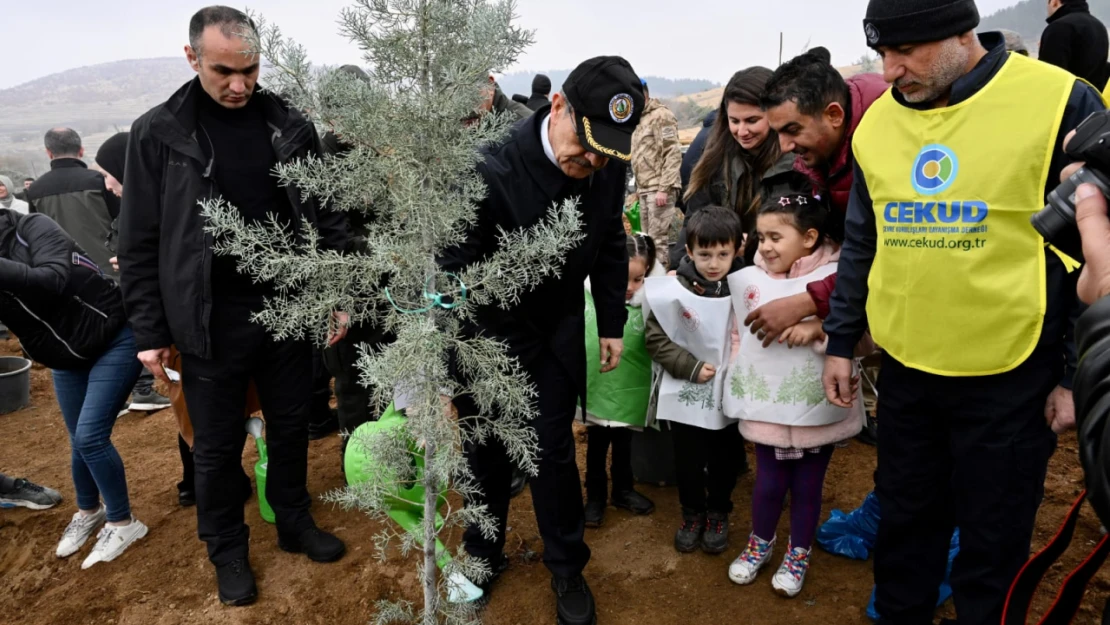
[1033,110,1110,262]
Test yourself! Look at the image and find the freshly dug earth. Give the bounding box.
[1,336,1108,625]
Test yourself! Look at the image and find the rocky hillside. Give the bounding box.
[0,58,195,175]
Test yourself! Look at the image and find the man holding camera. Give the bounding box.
[821,1,1106,624]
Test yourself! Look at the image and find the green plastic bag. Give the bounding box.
[625,200,642,233]
[584,291,652,427]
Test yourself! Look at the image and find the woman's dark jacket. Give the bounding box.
[0,210,127,369]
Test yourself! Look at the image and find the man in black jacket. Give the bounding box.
[824,1,1106,622]
[26,128,116,278]
[1041,0,1109,89]
[117,6,350,607]
[439,56,642,625]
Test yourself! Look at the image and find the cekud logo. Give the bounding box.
[883,144,988,224]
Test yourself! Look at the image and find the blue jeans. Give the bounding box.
[52,326,143,522]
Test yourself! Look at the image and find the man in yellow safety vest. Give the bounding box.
[821,1,1106,624]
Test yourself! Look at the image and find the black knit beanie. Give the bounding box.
[863,0,980,48]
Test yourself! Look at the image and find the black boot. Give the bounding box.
[674,510,706,553]
[471,552,510,607]
[584,499,606,528]
[216,558,258,606]
[701,510,730,554]
[509,465,528,498]
[308,408,340,440]
[551,575,597,625]
[278,526,346,562]
[178,488,196,507]
[612,489,654,515]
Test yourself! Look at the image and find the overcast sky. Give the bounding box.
[2,0,1026,90]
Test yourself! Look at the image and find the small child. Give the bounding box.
[724,193,867,598]
[645,207,746,555]
[583,234,664,527]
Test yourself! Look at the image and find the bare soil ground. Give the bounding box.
[2,336,1108,625]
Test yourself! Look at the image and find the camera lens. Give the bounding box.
[1032,167,1110,262]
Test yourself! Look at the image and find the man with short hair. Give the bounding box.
[631,80,682,256]
[823,2,1105,623]
[118,5,350,606]
[1041,0,1109,89]
[25,128,117,277]
[440,56,643,625]
[742,55,887,340]
[13,177,33,202]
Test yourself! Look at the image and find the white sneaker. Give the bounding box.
[56,507,106,558]
[771,542,812,598]
[81,517,148,569]
[728,533,775,585]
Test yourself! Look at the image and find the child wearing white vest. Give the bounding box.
[582,234,664,528]
[644,207,746,556]
[724,194,868,598]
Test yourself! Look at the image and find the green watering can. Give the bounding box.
[246,417,276,524]
[344,404,483,604]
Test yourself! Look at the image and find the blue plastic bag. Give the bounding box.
[817,491,881,560]
[866,529,960,621]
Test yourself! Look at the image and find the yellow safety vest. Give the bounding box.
[854,53,1074,376]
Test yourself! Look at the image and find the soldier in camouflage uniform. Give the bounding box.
[631,81,683,260]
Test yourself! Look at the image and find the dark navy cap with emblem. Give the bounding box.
[863,0,979,49]
[562,56,645,163]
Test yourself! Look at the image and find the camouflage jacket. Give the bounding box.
[630,98,682,193]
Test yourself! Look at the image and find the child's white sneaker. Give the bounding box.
[56,506,106,558]
[81,517,148,569]
[728,533,775,585]
[771,542,811,598]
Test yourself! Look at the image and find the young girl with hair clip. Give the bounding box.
[723,193,872,597]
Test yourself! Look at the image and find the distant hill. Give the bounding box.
[980,0,1110,51]
[0,57,195,175]
[496,70,718,100]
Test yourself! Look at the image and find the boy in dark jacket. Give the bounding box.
[645,206,746,556]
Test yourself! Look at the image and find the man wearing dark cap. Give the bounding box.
[821,1,1106,623]
[440,56,643,625]
[526,73,552,111]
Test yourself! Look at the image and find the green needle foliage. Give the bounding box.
[199,2,585,623]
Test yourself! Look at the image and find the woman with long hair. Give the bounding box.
[670,67,808,267]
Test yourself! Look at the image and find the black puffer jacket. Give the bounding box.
[0,210,127,370]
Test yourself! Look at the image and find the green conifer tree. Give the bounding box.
[197,2,583,623]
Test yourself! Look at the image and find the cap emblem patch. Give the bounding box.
[609,94,634,123]
[865,23,880,45]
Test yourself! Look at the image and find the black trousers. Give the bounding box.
[671,421,743,515]
[322,325,378,436]
[458,354,590,579]
[874,348,1058,625]
[177,434,195,493]
[181,297,315,566]
[585,425,633,501]
[309,349,334,426]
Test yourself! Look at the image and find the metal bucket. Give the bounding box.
[0,356,32,414]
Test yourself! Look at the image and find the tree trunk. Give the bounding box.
[423,440,439,624]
